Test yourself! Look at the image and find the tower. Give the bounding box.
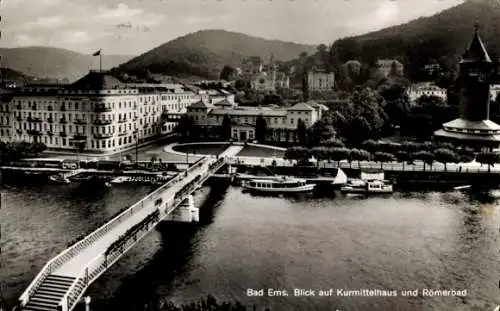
[458,23,494,121]
[434,24,500,150]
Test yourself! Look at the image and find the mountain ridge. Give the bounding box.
[113,29,318,79]
[0,46,134,82]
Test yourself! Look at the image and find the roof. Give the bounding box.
[189,100,213,109]
[344,60,361,66]
[462,24,492,63]
[209,108,287,117]
[70,70,126,90]
[307,101,329,110]
[287,102,315,111]
[434,129,500,142]
[442,118,500,131]
[213,99,233,106]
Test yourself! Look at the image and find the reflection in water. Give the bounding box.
[85,184,229,311]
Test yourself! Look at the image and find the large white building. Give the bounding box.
[1,71,230,154]
[186,100,327,142]
[307,69,335,93]
[407,82,447,103]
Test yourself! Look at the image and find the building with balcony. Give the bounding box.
[0,71,212,154]
[186,100,327,142]
[307,69,335,93]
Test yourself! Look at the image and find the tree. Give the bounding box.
[349,148,370,168]
[296,119,308,146]
[361,139,379,153]
[395,150,410,170]
[32,142,47,156]
[389,61,400,77]
[255,114,267,142]
[220,65,235,81]
[309,119,336,146]
[434,148,457,171]
[176,115,194,138]
[310,146,329,163]
[476,151,500,172]
[329,147,351,167]
[414,151,435,171]
[221,114,232,140]
[284,146,309,162]
[373,152,395,169]
[261,94,283,106]
[319,137,344,148]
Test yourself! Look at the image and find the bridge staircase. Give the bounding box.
[22,275,76,311]
[17,144,244,311]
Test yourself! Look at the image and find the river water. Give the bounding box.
[2,179,500,311]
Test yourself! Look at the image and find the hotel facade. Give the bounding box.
[186,100,327,142]
[0,71,230,154]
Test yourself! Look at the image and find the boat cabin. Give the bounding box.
[367,181,384,190]
[248,179,308,189]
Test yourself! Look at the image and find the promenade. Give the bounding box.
[228,156,499,173]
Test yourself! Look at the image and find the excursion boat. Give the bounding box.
[340,170,393,195]
[242,176,316,194]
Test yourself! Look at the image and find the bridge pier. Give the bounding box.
[165,195,199,223]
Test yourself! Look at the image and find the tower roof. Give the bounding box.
[462,23,492,63]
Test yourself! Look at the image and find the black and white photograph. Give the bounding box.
[2,0,500,310]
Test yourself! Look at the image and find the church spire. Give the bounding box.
[462,23,492,62]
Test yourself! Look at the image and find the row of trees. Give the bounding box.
[284,142,500,172]
[0,141,47,164]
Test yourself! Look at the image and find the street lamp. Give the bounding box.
[84,296,91,311]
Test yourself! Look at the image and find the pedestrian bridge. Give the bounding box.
[17,145,244,311]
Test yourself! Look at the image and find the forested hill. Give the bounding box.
[113,29,317,79]
[330,0,500,77]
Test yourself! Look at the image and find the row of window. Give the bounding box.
[444,127,500,134]
[14,121,151,135]
[15,126,164,149]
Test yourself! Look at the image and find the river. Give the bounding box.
[2,180,500,311]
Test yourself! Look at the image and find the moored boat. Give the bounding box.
[340,170,393,195]
[340,179,393,194]
[49,174,71,184]
[242,176,315,194]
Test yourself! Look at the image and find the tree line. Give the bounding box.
[284,140,500,172]
[0,141,47,164]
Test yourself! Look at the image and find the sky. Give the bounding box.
[0,0,465,56]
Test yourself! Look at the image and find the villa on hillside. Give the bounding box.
[407,82,447,103]
[186,100,327,142]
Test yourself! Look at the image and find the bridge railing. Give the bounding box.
[55,155,222,311]
[18,156,209,307]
